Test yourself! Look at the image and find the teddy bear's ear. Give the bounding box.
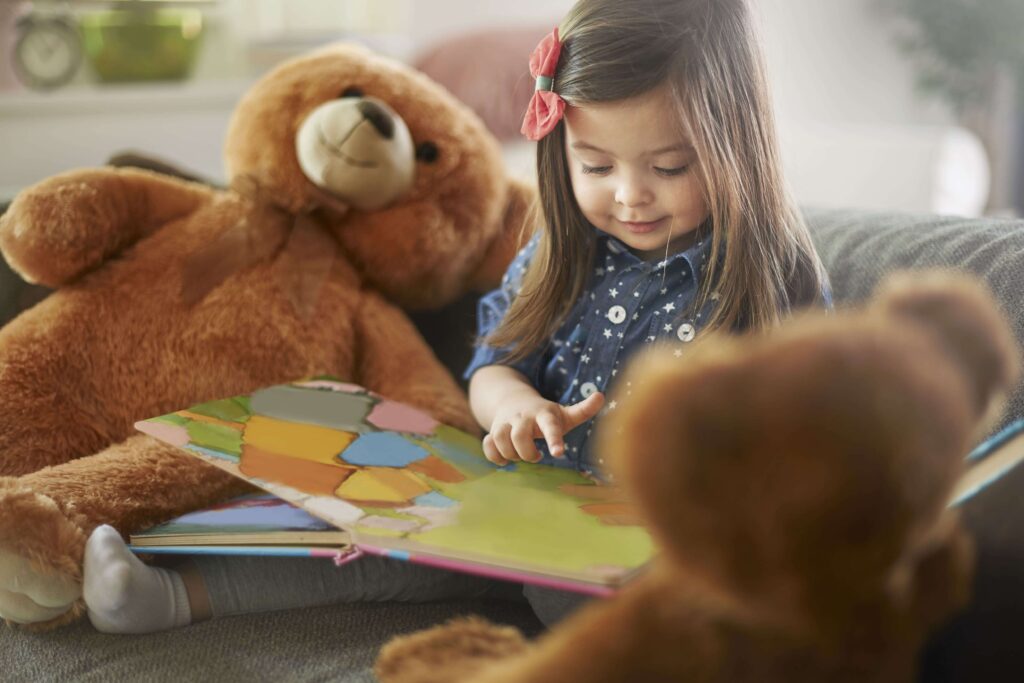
[465,178,538,292]
[873,270,1020,423]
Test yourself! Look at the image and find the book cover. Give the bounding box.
[129,492,350,553]
[135,380,655,594]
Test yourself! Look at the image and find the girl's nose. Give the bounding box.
[614,174,653,208]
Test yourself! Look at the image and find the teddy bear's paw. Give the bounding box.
[0,547,81,624]
[375,616,530,683]
[0,168,128,287]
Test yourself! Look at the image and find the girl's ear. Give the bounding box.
[466,178,538,292]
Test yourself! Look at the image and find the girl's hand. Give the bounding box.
[482,392,605,466]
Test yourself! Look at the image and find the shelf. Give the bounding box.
[0,79,252,116]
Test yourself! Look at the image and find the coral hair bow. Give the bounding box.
[521,28,566,141]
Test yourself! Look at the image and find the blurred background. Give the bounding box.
[0,0,1022,218]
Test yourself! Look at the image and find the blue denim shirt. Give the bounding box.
[465,231,722,476]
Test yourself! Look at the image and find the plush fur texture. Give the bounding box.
[0,43,533,629]
[375,271,1020,683]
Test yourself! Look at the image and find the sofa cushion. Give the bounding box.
[806,207,1024,428]
[0,598,543,682]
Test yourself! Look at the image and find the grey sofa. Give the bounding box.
[1,207,1023,682]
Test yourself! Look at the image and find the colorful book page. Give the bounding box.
[137,493,333,534]
[130,493,349,547]
[135,380,655,588]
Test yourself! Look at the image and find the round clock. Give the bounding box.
[13,15,83,90]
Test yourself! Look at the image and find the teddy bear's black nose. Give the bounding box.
[357,100,395,140]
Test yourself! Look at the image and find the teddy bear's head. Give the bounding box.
[598,272,1019,628]
[222,43,533,308]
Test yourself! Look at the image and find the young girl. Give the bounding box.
[467,0,829,472]
[82,0,829,635]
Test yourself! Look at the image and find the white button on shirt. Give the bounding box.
[607,305,627,324]
[580,382,599,398]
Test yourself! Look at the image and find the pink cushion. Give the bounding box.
[414,27,549,141]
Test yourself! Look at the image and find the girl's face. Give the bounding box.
[564,86,709,261]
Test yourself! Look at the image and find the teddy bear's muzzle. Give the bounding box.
[295,96,416,212]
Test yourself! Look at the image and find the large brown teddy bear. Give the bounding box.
[375,272,1019,683]
[0,43,533,629]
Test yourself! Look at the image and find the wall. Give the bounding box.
[757,0,953,127]
[1,0,986,214]
[407,0,571,55]
[752,0,987,214]
[404,0,954,127]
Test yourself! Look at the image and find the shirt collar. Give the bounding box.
[599,232,714,278]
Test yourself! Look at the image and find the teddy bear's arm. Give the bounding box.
[353,292,479,435]
[375,616,532,683]
[0,167,214,288]
[377,576,729,683]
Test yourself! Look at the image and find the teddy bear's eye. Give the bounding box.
[340,86,364,99]
[415,142,439,164]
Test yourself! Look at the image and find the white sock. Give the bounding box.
[83,524,192,634]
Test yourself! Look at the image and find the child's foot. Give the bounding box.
[83,525,192,633]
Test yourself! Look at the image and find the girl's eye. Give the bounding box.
[581,164,612,175]
[655,165,689,177]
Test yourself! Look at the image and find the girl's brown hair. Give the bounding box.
[488,0,827,359]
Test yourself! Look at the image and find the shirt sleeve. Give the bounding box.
[463,233,546,383]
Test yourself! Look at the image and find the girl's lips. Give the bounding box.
[620,218,666,234]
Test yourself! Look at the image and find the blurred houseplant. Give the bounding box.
[877,0,1024,214]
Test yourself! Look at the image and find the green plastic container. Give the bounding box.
[80,8,204,83]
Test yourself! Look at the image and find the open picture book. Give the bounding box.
[135,380,655,595]
[135,379,1024,595]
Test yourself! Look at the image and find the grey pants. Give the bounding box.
[186,554,591,628]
